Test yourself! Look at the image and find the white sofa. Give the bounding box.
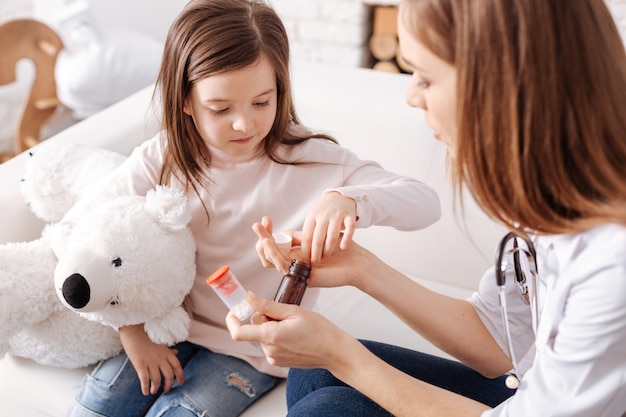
[0,61,505,416]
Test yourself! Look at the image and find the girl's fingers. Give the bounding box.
[300,216,314,262]
[252,221,292,272]
[261,216,273,233]
[252,220,276,267]
[339,217,356,250]
[168,352,185,387]
[252,220,273,240]
[138,370,150,396]
[160,364,175,393]
[310,218,329,264]
[322,218,344,258]
[148,366,162,395]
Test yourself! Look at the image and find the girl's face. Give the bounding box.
[398,16,458,156]
[183,55,278,157]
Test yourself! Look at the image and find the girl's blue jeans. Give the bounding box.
[286,340,516,417]
[65,342,282,417]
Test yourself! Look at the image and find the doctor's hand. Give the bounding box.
[226,292,358,370]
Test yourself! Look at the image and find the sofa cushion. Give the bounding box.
[0,275,470,417]
[0,60,499,416]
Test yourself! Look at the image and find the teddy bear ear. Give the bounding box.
[144,185,192,232]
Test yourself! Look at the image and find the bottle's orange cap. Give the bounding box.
[206,265,230,285]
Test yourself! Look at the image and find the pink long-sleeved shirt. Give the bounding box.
[70,133,440,376]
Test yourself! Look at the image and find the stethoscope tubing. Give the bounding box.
[495,231,540,389]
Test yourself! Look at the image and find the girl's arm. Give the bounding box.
[296,177,441,265]
[331,148,442,231]
[290,142,441,264]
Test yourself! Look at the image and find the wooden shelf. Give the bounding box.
[367,5,409,74]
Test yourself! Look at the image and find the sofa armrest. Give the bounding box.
[0,61,503,417]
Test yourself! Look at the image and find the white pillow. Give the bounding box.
[46,1,162,119]
[55,28,162,119]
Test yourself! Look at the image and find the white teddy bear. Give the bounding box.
[0,143,196,368]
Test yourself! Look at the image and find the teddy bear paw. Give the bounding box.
[143,307,191,346]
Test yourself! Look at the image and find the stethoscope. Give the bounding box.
[494,231,540,389]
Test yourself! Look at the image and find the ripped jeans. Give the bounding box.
[66,342,282,417]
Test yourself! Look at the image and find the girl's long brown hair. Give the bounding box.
[154,0,335,194]
[402,0,626,234]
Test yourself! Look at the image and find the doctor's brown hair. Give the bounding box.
[154,0,334,192]
[401,0,626,234]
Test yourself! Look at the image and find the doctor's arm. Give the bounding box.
[250,231,512,378]
[228,292,491,417]
[353,250,513,378]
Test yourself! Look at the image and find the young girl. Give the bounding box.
[228,0,626,416]
[65,0,440,416]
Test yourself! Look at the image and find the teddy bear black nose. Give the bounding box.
[62,273,91,309]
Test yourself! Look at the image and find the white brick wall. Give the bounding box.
[1,0,626,66]
[270,0,371,67]
[273,0,626,68]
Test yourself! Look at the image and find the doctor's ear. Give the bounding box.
[182,98,192,116]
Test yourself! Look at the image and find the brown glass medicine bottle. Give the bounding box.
[273,259,311,305]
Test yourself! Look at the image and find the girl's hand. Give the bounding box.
[252,190,357,270]
[226,292,354,369]
[252,216,294,274]
[301,191,357,265]
[119,324,184,395]
[252,217,374,289]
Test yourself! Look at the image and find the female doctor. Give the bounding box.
[227,0,626,416]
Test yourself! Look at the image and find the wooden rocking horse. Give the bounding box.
[0,19,63,162]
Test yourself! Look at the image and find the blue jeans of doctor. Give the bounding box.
[286,340,516,416]
[66,342,282,417]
